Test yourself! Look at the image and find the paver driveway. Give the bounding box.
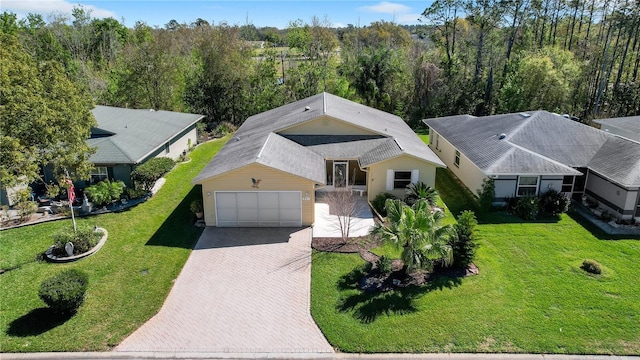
[115,227,333,353]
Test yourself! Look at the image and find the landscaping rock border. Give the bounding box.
[45,227,108,263]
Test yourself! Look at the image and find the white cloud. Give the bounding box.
[396,13,422,24]
[2,0,117,20]
[359,1,411,15]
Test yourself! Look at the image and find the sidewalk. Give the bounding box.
[3,352,637,360]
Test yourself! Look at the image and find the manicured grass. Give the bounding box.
[311,169,640,354]
[0,137,228,352]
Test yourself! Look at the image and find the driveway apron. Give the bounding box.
[115,227,333,353]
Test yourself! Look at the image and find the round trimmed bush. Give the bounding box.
[371,192,397,217]
[38,269,89,313]
[581,259,602,274]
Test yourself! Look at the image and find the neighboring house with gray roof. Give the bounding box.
[424,111,640,220]
[48,106,204,188]
[193,92,445,227]
[594,116,640,143]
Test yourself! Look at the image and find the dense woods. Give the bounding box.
[2,1,639,133]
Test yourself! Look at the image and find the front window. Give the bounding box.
[517,176,539,196]
[454,150,460,168]
[562,175,574,193]
[90,166,108,183]
[394,171,412,189]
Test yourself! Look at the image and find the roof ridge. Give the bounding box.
[504,111,538,139]
[257,132,272,159]
[506,138,578,173]
[323,92,327,114]
[484,147,515,173]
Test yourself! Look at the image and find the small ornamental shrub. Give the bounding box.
[213,121,237,137]
[131,157,176,191]
[51,227,102,257]
[371,192,397,217]
[449,210,479,268]
[513,196,540,220]
[477,178,496,211]
[85,179,125,207]
[125,187,148,200]
[581,259,602,274]
[376,255,392,274]
[539,190,570,216]
[38,269,89,314]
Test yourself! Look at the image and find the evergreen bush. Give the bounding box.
[38,269,89,314]
[371,192,397,217]
[131,157,176,191]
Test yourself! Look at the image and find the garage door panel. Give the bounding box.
[279,192,301,209]
[215,191,301,227]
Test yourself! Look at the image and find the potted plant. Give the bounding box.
[190,199,204,219]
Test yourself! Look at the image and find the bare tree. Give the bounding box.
[324,187,357,241]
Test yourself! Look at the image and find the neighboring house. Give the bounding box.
[77,106,204,188]
[424,111,640,220]
[192,92,445,227]
[594,116,640,143]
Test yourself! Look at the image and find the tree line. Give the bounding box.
[2,1,638,135]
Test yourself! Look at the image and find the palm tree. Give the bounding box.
[404,181,439,207]
[374,199,453,274]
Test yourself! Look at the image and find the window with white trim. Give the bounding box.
[517,176,539,196]
[90,166,108,183]
[454,150,460,168]
[386,169,419,190]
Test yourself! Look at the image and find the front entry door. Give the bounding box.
[333,161,348,188]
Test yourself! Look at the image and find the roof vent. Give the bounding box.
[498,133,506,140]
[235,136,240,142]
[149,109,155,112]
[304,106,311,111]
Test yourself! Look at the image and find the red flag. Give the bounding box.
[66,179,76,203]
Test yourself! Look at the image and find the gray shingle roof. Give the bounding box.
[588,136,640,187]
[594,116,640,142]
[281,135,388,159]
[90,106,204,164]
[423,111,595,176]
[193,93,444,184]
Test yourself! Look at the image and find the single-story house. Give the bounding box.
[47,106,204,188]
[192,92,445,227]
[424,111,640,221]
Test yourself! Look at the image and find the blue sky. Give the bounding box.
[2,1,433,29]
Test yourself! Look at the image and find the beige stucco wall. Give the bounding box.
[367,155,437,201]
[199,163,317,226]
[279,115,377,136]
[429,130,486,196]
[155,127,198,161]
[586,171,639,219]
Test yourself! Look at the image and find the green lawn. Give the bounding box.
[311,167,640,354]
[0,137,228,352]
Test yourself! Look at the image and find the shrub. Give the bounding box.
[12,188,37,221]
[190,199,203,214]
[125,187,148,199]
[376,255,392,274]
[405,182,438,206]
[539,190,570,216]
[581,259,602,274]
[371,192,397,217]
[213,121,237,137]
[477,178,495,211]
[85,179,125,207]
[131,157,176,191]
[513,196,540,220]
[449,210,479,268]
[51,227,103,257]
[38,269,89,313]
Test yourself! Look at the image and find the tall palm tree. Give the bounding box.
[374,199,453,273]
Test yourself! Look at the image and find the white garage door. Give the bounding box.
[215,191,302,227]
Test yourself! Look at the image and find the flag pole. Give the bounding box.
[65,169,77,233]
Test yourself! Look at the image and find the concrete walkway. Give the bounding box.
[5,352,638,359]
[313,196,375,238]
[115,227,333,353]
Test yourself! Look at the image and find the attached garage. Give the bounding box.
[215,191,302,227]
